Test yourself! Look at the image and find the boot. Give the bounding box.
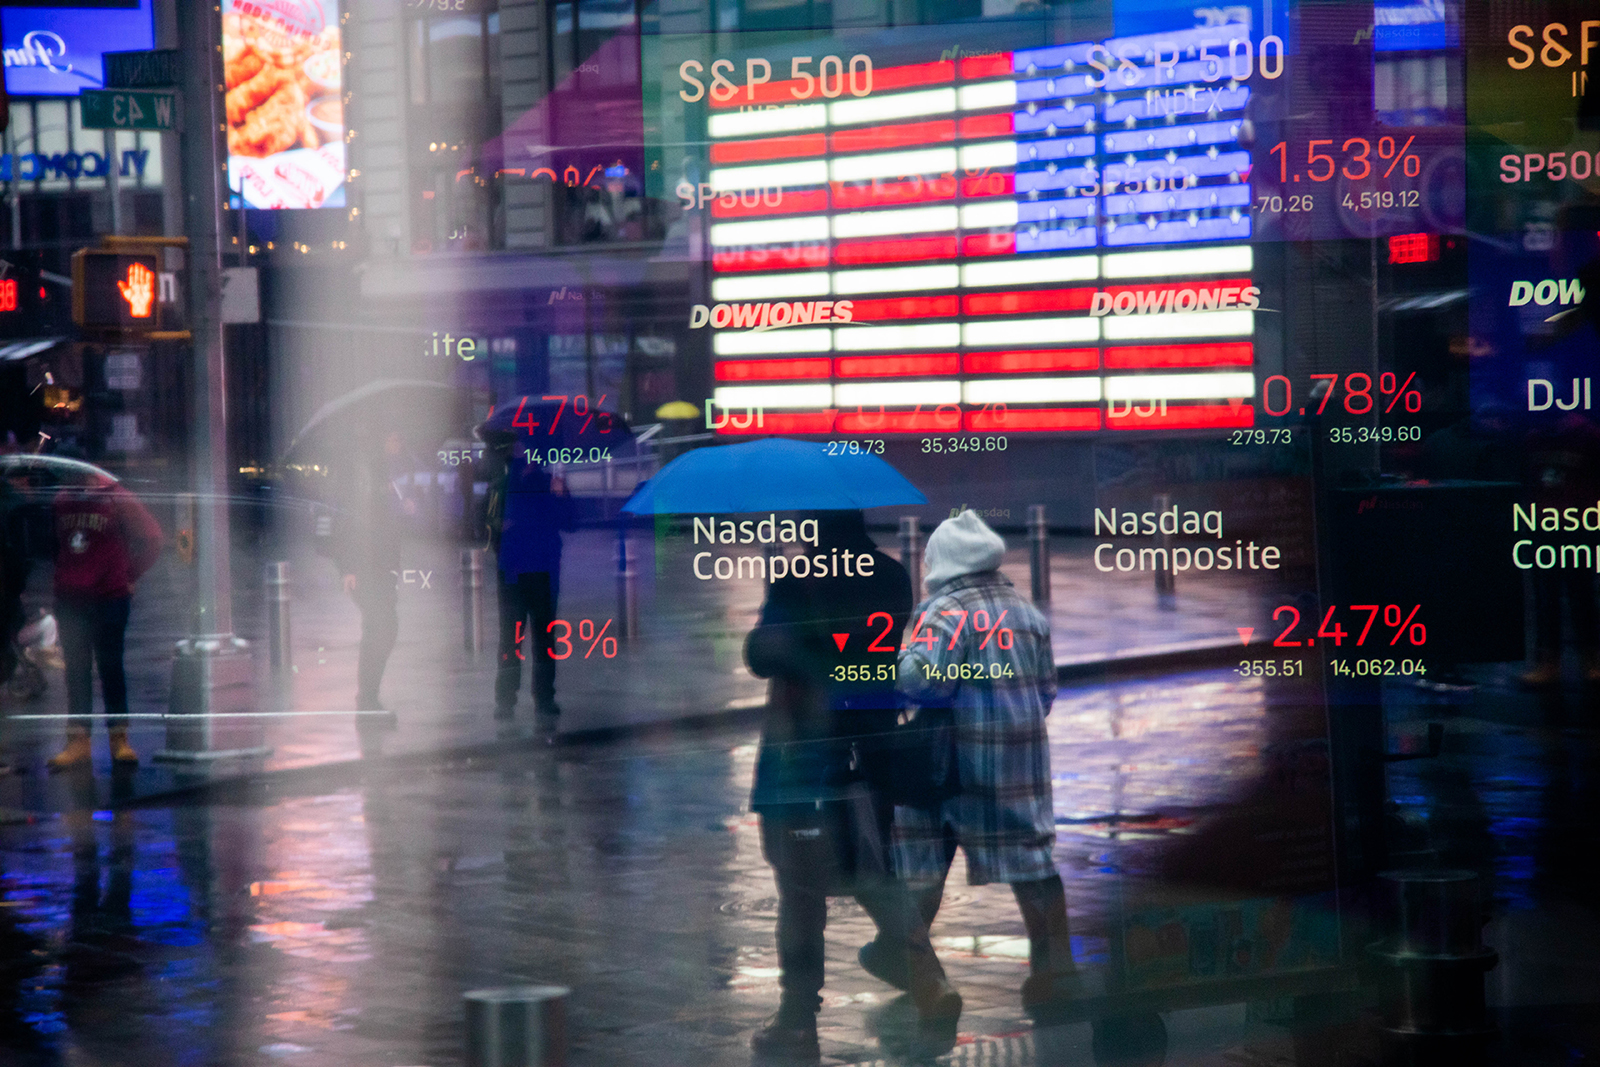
[750,996,819,1062]
[1015,875,1079,1013]
[109,728,138,765]
[48,727,92,771]
[858,937,911,991]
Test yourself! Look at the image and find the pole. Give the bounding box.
[462,548,485,656]
[160,0,262,762]
[616,525,638,640]
[103,129,122,236]
[898,516,922,589]
[265,561,291,672]
[1028,504,1051,605]
[1153,492,1175,595]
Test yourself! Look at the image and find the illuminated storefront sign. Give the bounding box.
[1,0,155,96]
[222,0,346,209]
[0,149,151,181]
[693,24,1261,436]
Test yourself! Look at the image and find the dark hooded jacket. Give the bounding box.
[744,511,911,811]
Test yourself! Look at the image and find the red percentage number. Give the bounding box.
[1272,604,1426,647]
[1379,371,1421,414]
[974,608,1013,650]
[545,618,618,659]
[1259,373,1421,417]
[579,618,615,658]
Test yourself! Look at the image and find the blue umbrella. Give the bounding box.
[622,438,926,514]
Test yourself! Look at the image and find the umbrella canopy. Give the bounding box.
[0,453,118,486]
[478,395,633,450]
[281,379,458,465]
[622,438,926,515]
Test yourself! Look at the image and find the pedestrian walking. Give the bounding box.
[481,430,572,730]
[744,510,961,1062]
[47,476,162,770]
[331,430,416,715]
[866,509,1079,1012]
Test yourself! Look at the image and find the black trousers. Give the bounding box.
[496,571,558,711]
[760,795,948,1015]
[353,571,398,708]
[57,595,131,729]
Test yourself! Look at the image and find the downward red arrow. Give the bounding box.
[832,633,849,651]
[1226,397,1246,415]
[1236,627,1254,646]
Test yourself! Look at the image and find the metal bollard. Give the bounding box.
[898,516,922,586]
[1370,869,1497,1067]
[264,561,291,672]
[464,985,569,1067]
[1028,505,1051,605]
[462,548,486,656]
[616,530,639,640]
[1153,492,1175,595]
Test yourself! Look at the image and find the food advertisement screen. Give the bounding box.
[222,0,345,209]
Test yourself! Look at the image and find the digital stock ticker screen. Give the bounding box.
[6,0,1600,1064]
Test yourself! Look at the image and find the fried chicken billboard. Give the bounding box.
[223,0,345,210]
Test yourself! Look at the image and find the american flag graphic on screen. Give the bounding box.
[697,22,1261,435]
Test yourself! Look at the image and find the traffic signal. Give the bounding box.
[71,249,161,330]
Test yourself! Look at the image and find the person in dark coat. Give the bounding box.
[483,432,572,728]
[333,430,415,714]
[744,509,960,1062]
[48,476,163,769]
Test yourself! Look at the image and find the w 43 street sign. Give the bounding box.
[79,89,179,132]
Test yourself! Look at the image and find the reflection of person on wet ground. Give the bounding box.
[885,509,1078,1013]
[744,510,961,1061]
[482,431,572,731]
[47,476,162,770]
[332,430,415,717]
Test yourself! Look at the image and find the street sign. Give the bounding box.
[79,88,178,132]
[72,250,162,330]
[104,49,182,89]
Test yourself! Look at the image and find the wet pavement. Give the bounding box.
[0,662,1593,1065]
[0,524,1274,807]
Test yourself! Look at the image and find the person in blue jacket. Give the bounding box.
[483,431,573,729]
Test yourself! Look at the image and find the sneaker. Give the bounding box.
[858,939,911,991]
[750,1012,820,1062]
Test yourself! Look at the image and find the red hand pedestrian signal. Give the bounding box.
[118,262,155,319]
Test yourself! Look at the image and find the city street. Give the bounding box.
[0,658,1594,1066]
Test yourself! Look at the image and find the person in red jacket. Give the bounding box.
[48,476,163,770]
